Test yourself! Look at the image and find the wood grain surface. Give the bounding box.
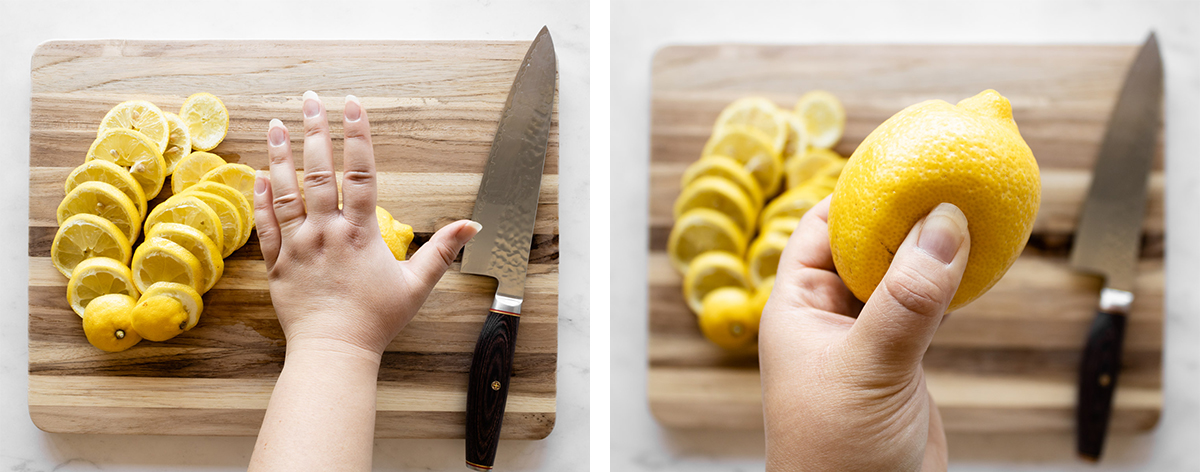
[648,44,1163,434]
[29,40,558,438]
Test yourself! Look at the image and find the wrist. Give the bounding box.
[284,335,385,366]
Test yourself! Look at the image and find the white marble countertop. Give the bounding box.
[0,0,589,470]
[611,1,1199,471]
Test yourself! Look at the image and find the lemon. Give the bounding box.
[785,148,841,190]
[747,231,789,287]
[681,155,764,211]
[64,160,148,220]
[131,282,203,342]
[762,216,801,238]
[132,237,204,294]
[66,257,138,318]
[162,112,192,175]
[829,89,1041,311]
[172,151,227,194]
[386,220,415,261]
[86,128,168,199]
[57,181,141,242]
[751,276,775,316]
[185,181,253,249]
[795,90,845,150]
[702,124,784,197]
[698,286,758,350]
[144,194,225,259]
[673,176,757,236]
[200,163,256,204]
[180,93,229,152]
[780,110,811,161]
[712,97,787,155]
[375,205,395,228]
[147,223,224,294]
[51,214,132,279]
[759,184,829,230]
[98,100,170,155]
[683,251,751,315]
[82,293,141,352]
[180,190,243,257]
[667,208,748,275]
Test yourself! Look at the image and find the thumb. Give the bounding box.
[407,220,482,289]
[846,202,970,372]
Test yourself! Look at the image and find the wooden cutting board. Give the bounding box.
[649,44,1163,434]
[28,40,558,438]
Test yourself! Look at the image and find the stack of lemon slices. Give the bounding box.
[668,91,849,350]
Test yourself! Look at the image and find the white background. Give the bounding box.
[0,0,589,470]
[611,1,1199,471]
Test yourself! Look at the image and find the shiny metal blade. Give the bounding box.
[461,26,556,302]
[1069,33,1162,292]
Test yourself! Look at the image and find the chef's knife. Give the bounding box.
[1070,33,1162,461]
[462,26,556,471]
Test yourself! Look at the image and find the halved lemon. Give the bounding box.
[132,237,203,294]
[179,190,243,257]
[86,128,168,199]
[200,163,256,204]
[673,176,757,237]
[760,185,830,229]
[780,110,811,161]
[680,155,764,211]
[57,181,141,242]
[147,223,224,294]
[66,256,138,318]
[667,208,748,275]
[785,148,841,190]
[747,231,790,287]
[98,100,170,155]
[795,90,845,150]
[131,282,203,342]
[712,97,787,155]
[180,93,229,151]
[51,214,132,279]
[172,151,227,194]
[702,124,784,197]
[162,112,192,175]
[144,195,225,256]
[683,251,751,315]
[64,160,148,220]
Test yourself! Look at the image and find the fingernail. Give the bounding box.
[466,220,483,233]
[268,119,286,146]
[918,203,968,264]
[254,171,268,195]
[302,90,320,118]
[345,95,362,122]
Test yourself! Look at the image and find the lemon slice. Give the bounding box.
[51,214,132,279]
[760,185,830,229]
[200,163,256,204]
[785,148,841,190]
[747,231,789,287]
[162,112,192,175]
[702,124,784,197]
[83,293,141,352]
[699,286,758,350]
[67,256,138,318]
[795,90,845,150]
[57,181,141,242]
[683,251,751,315]
[186,181,253,248]
[147,223,224,294]
[86,128,168,199]
[712,97,787,155]
[132,237,204,294]
[667,208,748,275]
[179,190,243,257]
[780,110,811,161]
[180,93,229,151]
[144,195,225,256]
[681,155,764,211]
[172,151,227,194]
[64,160,148,221]
[98,100,170,155]
[674,176,757,236]
[762,216,801,238]
[131,282,203,342]
[751,276,775,316]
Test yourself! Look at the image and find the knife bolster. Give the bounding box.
[1099,288,1133,314]
[490,294,524,314]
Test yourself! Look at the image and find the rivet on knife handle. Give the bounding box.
[1077,288,1130,461]
[466,303,521,470]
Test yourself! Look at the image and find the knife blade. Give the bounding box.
[1069,32,1162,461]
[461,26,556,471]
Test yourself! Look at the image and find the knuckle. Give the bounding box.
[269,149,292,165]
[304,122,328,138]
[435,241,459,266]
[303,169,337,188]
[272,191,303,209]
[880,264,948,317]
[341,170,374,187]
[343,125,370,141]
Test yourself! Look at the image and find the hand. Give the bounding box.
[254,91,481,358]
[758,197,970,472]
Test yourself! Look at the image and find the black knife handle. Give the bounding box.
[1077,309,1127,461]
[466,309,521,470]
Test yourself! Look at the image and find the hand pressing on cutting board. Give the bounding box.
[759,197,970,472]
[249,91,480,472]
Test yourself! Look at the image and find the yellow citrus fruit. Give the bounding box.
[98,100,170,155]
[751,276,775,316]
[785,148,841,190]
[712,97,787,155]
[131,237,204,294]
[64,160,148,220]
[147,223,224,294]
[673,176,757,236]
[82,293,141,352]
[760,184,829,230]
[829,89,1041,311]
[131,282,203,342]
[162,112,192,175]
[698,286,758,350]
[683,251,751,315]
[186,181,253,249]
[179,92,229,151]
[780,110,811,161]
[172,151,227,194]
[701,124,784,197]
[681,155,764,211]
[667,208,748,275]
[66,256,138,318]
[200,163,256,205]
[56,181,141,242]
[144,194,225,258]
[86,128,168,199]
[762,216,801,238]
[794,90,845,150]
[51,214,132,279]
[747,231,790,287]
[387,220,415,261]
[180,190,243,257]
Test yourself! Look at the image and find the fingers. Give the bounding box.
[340,95,377,228]
[847,203,971,371]
[252,171,282,270]
[778,196,835,274]
[406,220,482,289]
[300,91,339,220]
[266,119,306,239]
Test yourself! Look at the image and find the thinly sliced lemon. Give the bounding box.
[702,124,784,197]
[681,155,764,212]
[683,251,751,315]
[186,181,253,249]
[751,276,775,316]
[179,190,243,257]
[180,93,229,151]
[667,208,748,275]
[760,185,830,229]
[712,97,787,155]
[795,90,845,150]
[57,181,141,242]
[86,128,168,199]
[132,237,203,294]
[64,160,148,220]
[785,148,841,190]
[67,256,138,318]
[780,110,811,161]
[51,214,132,279]
[172,151,227,194]
[147,223,224,294]
[82,293,141,352]
[199,163,256,204]
[98,100,170,155]
[131,282,203,342]
[162,112,192,175]
[144,195,225,256]
[673,176,757,236]
[747,231,790,287]
[762,216,801,238]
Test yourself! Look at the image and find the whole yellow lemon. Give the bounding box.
[828,89,1040,311]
